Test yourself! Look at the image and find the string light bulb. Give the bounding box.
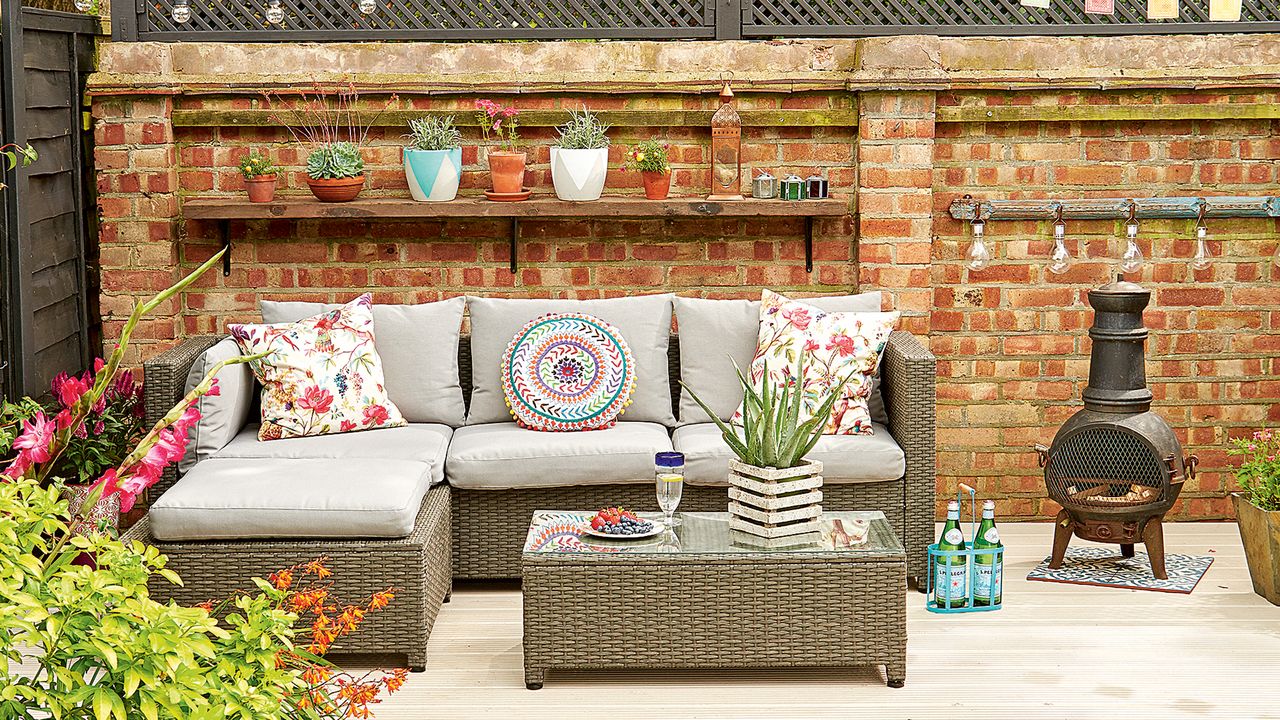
[266,0,285,23]
[171,0,191,23]
[359,0,377,13]
[74,0,94,11]
[1047,204,1073,275]
[1120,200,1144,274]
[1191,199,1212,272]
[966,216,991,272]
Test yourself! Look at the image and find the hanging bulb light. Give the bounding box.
[1047,204,1073,275]
[171,0,192,23]
[74,0,94,12]
[266,0,285,23]
[966,216,991,272]
[1120,200,1144,274]
[359,0,377,13]
[1190,199,1212,272]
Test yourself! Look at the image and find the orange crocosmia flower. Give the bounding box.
[301,664,334,684]
[383,668,408,693]
[195,600,215,612]
[368,590,394,610]
[269,569,294,590]
[303,559,333,579]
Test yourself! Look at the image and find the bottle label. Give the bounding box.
[974,558,1003,603]
[943,528,963,545]
[934,559,967,601]
[983,527,1000,544]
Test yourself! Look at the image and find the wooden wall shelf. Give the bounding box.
[181,195,851,274]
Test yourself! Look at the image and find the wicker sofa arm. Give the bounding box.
[880,330,937,583]
[142,335,226,504]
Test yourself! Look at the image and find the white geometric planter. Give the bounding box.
[727,458,824,539]
[550,146,608,201]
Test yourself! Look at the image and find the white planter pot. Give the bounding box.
[550,146,608,201]
[404,147,462,202]
[727,459,824,539]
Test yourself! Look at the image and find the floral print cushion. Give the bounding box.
[734,290,899,436]
[230,293,406,441]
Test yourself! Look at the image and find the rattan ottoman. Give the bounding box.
[122,484,453,671]
[520,510,907,689]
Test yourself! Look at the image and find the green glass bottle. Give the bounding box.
[934,500,968,609]
[973,499,1003,607]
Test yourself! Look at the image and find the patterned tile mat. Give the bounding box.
[1026,546,1214,594]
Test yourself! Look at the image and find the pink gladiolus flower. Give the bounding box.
[207,378,221,397]
[93,468,121,496]
[55,409,74,431]
[13,413,54,465]
[54,373,89,409]
[94,357,105,373]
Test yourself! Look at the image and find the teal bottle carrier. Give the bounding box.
[926,484,1004,614]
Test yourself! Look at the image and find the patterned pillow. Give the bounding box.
[501,312,636,432]
[230,293,406,441]
[734,290,898,436]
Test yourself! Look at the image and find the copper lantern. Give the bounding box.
[708,78,744,201]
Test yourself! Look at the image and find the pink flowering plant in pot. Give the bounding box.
[1229,428,1280,605]
[476,99,525,196]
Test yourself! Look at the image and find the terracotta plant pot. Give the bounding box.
[306,175,365,203]
[641,170,671,200]
[487,150,527,195]
[244,175,277,203]
[1234,493,1280,605]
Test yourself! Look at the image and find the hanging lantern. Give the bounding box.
[707,75,743,201]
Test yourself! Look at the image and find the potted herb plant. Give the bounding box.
[476,99,525,200]
[268,83,394,203]
[683,353,851,539]
[626,139,672,200]
[239,151,280,203]
[1230,428,1280,605]
[404,115,463,202]
[550,107,610,202]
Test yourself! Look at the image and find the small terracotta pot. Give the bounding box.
[306,175,365,202]
[641,170,671,200]
[487,150,527,195]
[244,175,277,203]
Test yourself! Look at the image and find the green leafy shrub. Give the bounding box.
[555,107,610,150]
[239,151,280,179]
[406,116,462,152]
[1230,429,1280,511]
[682,352,852,469]
[306,142,365,180]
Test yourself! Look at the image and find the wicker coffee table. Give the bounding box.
[521,510,907,689]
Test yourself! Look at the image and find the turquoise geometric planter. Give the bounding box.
[404,147,462,202]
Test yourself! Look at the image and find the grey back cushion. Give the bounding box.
[466,294,676,427]
[674,292,887,425]
[261,297,467,427]
[179,337,256,474]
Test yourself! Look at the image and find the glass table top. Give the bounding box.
[522,510,904,557]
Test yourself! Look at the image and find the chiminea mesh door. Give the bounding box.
[1046,426,1168,511]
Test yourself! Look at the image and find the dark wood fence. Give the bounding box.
[112,0,1280,41]
[0,6,102,400]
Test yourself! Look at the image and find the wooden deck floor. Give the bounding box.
[367,521,1280,720]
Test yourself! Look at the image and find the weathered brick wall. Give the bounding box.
[87,38,1280,520]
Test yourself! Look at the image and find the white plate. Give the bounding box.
[581,520,665,540]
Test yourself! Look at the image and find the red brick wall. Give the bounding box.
[90,84,1280,521]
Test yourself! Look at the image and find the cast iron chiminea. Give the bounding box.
[1035,277,1197,580]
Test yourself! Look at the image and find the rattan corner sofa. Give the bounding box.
[124,292,935,670]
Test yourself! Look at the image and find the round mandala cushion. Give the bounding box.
[501,312,636,432]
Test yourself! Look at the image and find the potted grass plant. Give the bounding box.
[404,115,463,202]
[551,107,610,202]
[625,138,672,200]
[1230,428,1280,605]
[239,151,280,203]
[683,352,851,539]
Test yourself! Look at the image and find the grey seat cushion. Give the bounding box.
[446,422,673,490]
[671,422,906,487]
[150,458,433,540]
[673,292,887,426]
[215,423,452,485]
[465,294,676,427]
[179,338,256,474]
[261,297,466,427]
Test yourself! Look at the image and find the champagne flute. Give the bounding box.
[655,452,684,528]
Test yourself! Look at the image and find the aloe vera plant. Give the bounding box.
[683,351,853,470]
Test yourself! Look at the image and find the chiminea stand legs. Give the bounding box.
[1047,509,1169,581]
